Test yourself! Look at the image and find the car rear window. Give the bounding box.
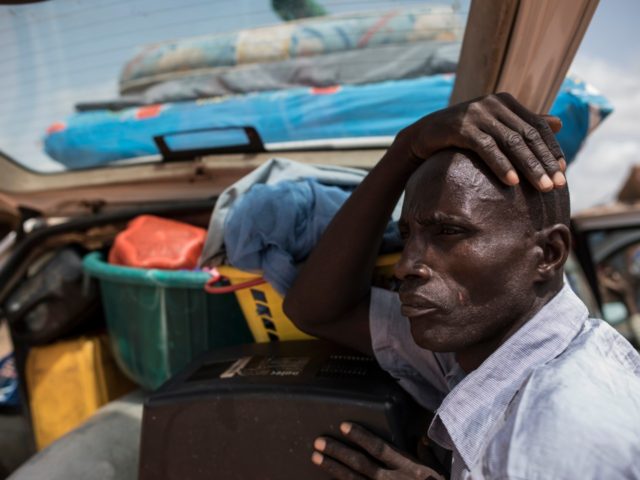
[0,0,468,173]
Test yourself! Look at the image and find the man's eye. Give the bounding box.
[439,225,464,235]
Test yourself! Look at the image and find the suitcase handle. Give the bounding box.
[204,268,267,294]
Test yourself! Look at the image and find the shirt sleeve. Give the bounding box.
[369,286,454,411]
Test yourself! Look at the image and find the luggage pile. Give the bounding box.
[42,6,611,170]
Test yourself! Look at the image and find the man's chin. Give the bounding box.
[409,319,466,352]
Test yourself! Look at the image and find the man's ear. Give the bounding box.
[534,224,571,281]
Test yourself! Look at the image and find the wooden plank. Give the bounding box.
[497,0,600,112]
[450,0,600,113]
[449,0,520,105]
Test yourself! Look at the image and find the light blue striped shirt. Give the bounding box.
[370,284,640,479]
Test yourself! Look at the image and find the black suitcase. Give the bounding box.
[139,340,430,480]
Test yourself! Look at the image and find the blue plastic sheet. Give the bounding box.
[44,74,612,169]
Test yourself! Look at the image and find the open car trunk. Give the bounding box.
[0,0,606,478]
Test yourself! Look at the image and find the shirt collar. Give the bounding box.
[428,283,588,470]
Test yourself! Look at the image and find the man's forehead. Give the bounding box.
[443,160,507,200]
[404,151,515,215]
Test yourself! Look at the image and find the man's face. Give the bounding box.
[396,152,539,353]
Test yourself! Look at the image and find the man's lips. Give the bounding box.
[398,294,440,317]
[400,304,439,318]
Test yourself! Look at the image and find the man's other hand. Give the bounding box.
[311,422,445,480]
[393,92,566,192]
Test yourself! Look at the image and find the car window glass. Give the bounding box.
[588,228,640,346]
[0,0,468,173]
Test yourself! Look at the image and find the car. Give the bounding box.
[572,204,640,345]
[0,0,618,478]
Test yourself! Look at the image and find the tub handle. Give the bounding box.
[204,268,267,294]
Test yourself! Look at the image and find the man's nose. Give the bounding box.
[394,247,432,281]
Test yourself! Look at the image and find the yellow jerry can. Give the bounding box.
[26,335,135,450]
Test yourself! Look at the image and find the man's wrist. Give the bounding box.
[385,126,425,173]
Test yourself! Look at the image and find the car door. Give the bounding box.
[573,209,640,346]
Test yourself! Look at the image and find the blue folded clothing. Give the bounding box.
[224,178,401,295]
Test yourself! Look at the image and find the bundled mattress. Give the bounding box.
[120,6,464,95]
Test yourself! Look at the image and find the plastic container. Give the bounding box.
[109,215,206,269]
[205,253,401,343]
[26,335,136,450]
[83,252,254,390]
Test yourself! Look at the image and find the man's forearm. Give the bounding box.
[283,139,416,328]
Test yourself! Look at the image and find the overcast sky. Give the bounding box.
[568,0,640,212]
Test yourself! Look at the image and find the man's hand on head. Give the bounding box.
[392,92,566,192]
[311,422,445,480]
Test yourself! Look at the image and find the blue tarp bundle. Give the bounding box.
[44,74,612,169]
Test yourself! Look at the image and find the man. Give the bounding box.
[283,93,640,479]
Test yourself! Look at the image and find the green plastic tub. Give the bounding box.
[83,252,253,390]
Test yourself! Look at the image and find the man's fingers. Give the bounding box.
[314,437,381,478]
[530,114,566,166]
[311,452,369,480]
[465,129,520,186]
[499,113,562,178]
[340,423,401,467]
[496,92,566,169]
[491,100,565,189]
[479,119,556,192]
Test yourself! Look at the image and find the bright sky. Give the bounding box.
[568,0,640,212]
[0,0,637,214]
